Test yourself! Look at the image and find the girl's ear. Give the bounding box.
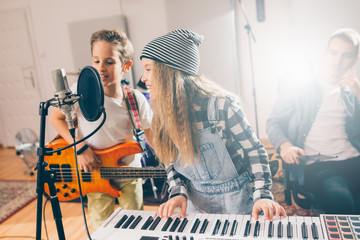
[122,60,133,73]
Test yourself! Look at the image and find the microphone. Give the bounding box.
[46,67,105,157]
[51,68,78,132]
[49,66,104,138]
[256,0,265,22]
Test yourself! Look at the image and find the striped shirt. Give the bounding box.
[167,95,273,202]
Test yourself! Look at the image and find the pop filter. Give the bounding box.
[77,66,104,121]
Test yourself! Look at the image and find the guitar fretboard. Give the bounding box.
[100,167,167,179]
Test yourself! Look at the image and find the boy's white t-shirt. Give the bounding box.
[71,83,153,167]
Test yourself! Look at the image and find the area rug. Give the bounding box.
[0,180,37,223]
[272,179,318,216]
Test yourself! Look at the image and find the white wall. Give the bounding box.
[120,0,168,83]
[236,0,293,138]
[122,0,239,96]
[0,0,360,144]
[0,0,123,141]
[122,0,360,139]
[236,0,360,139]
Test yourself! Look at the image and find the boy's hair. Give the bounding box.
[90,29,133,64]
[328,28,360,56]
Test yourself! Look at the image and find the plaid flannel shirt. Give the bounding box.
[166,96,273,202]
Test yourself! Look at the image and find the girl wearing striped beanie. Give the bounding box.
[140,29,286,220]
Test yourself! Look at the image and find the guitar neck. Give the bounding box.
[100,167,166,179]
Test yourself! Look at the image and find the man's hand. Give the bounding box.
[156,195,187,219]
[280,142,306,165]
[340,67,360,100]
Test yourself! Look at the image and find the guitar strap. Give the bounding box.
[120,84,147,154]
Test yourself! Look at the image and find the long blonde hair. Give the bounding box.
[150,61,239,166]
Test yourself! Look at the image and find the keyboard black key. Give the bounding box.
[190,218,200,233]
[244,220,251,237]
[302,222,308,239]
[221,219,229,236]
[311,222,319,239]
[139,236,159,240]
[122,215,135,229]
[175,236,179,240]
[230,220,238,236]
[149,217,161,231]
[268,221,274,238]
[141,216,154,230]
[287,222,293,239]
[169,235,173,240]
[177,218,188,233]
[277,221,283,238]
[161,217,173,232]
[254,220,260,237]
[170,218,181,232]
[212,219,221,235]
[199,219,209,234]
[129,215,142,229]
[114,215,128,228]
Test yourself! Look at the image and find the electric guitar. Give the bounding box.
[44,138,166,202]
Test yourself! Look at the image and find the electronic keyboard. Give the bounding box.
[90,208,360,240]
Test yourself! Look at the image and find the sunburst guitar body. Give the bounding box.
[44,138,166,201]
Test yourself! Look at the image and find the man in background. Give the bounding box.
[266,28,360,214]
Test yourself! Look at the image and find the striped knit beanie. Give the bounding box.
[140,29,204,76]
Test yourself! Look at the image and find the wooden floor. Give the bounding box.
[0,147,159,240]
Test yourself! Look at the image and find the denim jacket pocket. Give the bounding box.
[194,142,223,181]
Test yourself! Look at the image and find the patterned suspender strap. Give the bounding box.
[120,84,147,154]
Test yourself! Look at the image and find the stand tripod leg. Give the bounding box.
[149,178,158,200]
[46,171,65,239]
[37,166,66,240]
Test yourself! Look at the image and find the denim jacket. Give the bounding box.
[266,77,360,154]
[167,96,273,204]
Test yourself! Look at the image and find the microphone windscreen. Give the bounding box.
[77,66,104,122]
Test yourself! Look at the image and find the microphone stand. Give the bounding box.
[36,100,65,240]
[35,99,106,240]
[238,0,259,138]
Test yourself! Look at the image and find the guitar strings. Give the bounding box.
[47,167,166,180]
